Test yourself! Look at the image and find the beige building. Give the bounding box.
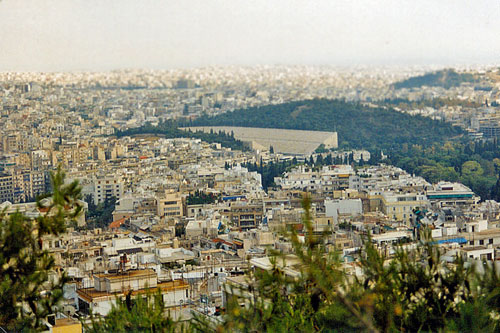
[157,191,184,218]
[224,202,263,231]
[381,192,429,224]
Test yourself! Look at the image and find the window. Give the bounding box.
[479,240,484,245]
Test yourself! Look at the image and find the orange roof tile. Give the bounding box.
[109,217,126,229]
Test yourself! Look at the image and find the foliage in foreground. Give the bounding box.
[0,168,82,331]
[88,197,500,332]
[85,291,184,333]
[5,178,500,332]
[198,197,500,332]
[84,194,117,229]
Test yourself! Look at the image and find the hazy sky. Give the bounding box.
[0,0,499,71]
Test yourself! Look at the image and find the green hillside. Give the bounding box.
[188,99,464,151]
[393,69,478,89]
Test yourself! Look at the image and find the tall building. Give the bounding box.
[0,172,14,203]
[157,191,184,218]
[93,175,124,205]
[0,170,48,203]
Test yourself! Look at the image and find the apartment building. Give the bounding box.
[426,182,479,208]
[0,170,48,203]
[157,191,184,218]
[225,202,263,231]
[381,192,429,224]
[0,172,14,203]
[93,174,124,205]
[77,269,189,316]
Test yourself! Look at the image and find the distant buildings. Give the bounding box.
[157,191,184,218]
[1,66,500,325]
[427,182,478,208]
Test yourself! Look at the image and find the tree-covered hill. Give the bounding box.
[187,98,464,151]
[393,69,478,89]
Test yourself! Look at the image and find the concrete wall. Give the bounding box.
[163,288,189,307]
[92,298,117,316]
[106,275,157,293]
[325,199,363,223]
[322,132,338,149]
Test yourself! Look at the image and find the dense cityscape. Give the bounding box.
[1,64,500,331]
[2,1,500,332]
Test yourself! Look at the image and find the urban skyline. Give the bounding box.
[0,0,499,71]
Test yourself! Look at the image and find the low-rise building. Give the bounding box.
[77,269,189,316]
[381,192,429,224]
[426,182,479,208]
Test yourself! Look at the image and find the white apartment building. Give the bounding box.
[426,182,479,208]
[276,165,354,194]
[325,198,363,223]
[93,174,124,205]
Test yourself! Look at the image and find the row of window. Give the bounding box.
[470,239,494,246]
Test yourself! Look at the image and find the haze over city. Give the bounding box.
[0,0,499,71]
[4,1,500,332]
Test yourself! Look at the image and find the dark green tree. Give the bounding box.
[325,154,333,165]
[85,290,183,333]
[86,196,117,229]
[316,154,324,165]
[0,168,82,331]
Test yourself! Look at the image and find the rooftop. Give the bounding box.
[53,317,81,328]
[95,268,156,280]
[77,279,189,302]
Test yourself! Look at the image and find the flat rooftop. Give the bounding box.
[77,280,189,302]
[95,269,156,280]
[54,318,81,328]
